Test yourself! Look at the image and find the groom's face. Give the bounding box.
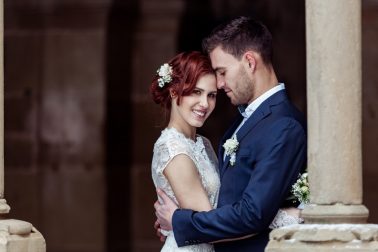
[209,47,254,105]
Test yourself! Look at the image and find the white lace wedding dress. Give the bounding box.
[151,127,303,252]
[152,127,220,252]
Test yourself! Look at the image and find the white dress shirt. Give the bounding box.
[223,83,285,161]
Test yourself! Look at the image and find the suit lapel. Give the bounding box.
[220,90,289,173]
[237,90,288,142]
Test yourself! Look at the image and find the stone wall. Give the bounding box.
[3,0,378,252]
[362,0,378,223]
[4,0,108,251]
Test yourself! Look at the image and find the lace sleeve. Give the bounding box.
[153,139,194,177]
[269,209,304,229]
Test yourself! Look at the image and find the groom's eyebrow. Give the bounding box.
[213,67,225,72]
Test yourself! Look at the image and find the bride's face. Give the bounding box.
[171,74,217,129]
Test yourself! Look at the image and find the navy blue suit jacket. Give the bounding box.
[172,90,307,252]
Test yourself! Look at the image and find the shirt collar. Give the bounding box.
[238,83,285,118]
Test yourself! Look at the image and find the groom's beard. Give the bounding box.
[231,66,254,106]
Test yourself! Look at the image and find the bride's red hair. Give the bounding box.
[150,51,214,110]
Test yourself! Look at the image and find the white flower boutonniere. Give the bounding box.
[223,135,239,166]
[291,172,310,204]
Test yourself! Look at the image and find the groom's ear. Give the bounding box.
[244,52,257,72]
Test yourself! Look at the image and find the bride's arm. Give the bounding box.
[163,154,212,212]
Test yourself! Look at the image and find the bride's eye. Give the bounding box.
[192,89,201,95]
[208,93,217,99]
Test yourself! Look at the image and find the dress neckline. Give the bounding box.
[163,127,205,153]
[164,127,201,143]
[162,127,207,161]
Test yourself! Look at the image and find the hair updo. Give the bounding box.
[150,51,214,110]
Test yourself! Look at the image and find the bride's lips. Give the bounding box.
[192,109,207,120]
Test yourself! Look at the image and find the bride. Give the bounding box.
[150,51,301,252]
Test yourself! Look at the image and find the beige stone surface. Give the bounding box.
[266,224,378,251]
[302,204,369,224]
[0,220,45,252]
[0,219,32,235]
[0,229,46,252]
[267,1,377,251]
[306,0,363,205]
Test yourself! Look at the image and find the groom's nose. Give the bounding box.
[217,78,225,89]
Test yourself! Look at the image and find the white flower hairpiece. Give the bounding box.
[156,63,173,88]
[223,135,239,166]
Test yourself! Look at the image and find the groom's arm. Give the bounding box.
[172,118,307,246]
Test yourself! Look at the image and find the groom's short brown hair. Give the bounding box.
[202,16,273,66]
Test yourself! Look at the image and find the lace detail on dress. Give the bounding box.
[269,209,304,229]
[152,127,220,252]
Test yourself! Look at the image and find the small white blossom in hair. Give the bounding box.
[156,63,173,88]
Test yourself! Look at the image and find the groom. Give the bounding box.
[154,16,307,251]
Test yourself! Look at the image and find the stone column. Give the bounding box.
[0,1,45,251]
[302,0,368,224]
[266,0,378,251]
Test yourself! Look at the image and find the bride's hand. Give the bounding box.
[154,188,178,231]
[154,219,166,242]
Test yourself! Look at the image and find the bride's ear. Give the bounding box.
[169,89,177,99]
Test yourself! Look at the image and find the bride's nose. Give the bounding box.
[199,95,209,108]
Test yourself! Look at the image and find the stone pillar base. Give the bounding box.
[301,204,369,224]
[266,224,378,252]
[0,219,46,252]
